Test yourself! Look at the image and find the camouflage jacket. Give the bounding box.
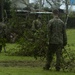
[32,19,42,32]
[48,16,67,46]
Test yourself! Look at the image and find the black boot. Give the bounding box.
[56,66,60,71]
[43,64,50,70]
[0,45,2,52]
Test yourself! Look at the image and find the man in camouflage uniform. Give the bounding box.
[0,22,6,52]
[32,15,42,59]
[43,9,67,71]
[32,15,42,32]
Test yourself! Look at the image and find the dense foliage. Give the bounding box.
[18,25,48,58]
[5,9,75,72]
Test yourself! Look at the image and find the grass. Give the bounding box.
[1,43,34,61]
[0,67,75,75]
[0,29,75,75]
[0,53,35,61]
[67,29,75,44]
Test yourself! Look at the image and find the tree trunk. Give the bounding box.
[65,0,68,25]
[65,0,68,16]
[0,0,4,22]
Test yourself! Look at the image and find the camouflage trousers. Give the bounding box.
[45,44,63,70]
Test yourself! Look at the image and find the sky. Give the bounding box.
[29,0,49,7]
[30,0,34,3]
[30,0,75,11]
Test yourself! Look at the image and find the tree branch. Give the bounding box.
[18,0,28,6]
[46,0,53,7]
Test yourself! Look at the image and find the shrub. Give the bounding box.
[17,24,48,59]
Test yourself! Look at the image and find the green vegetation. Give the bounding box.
[0,67,75,75]
[0,29,75,75]
[67,29,75,44]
